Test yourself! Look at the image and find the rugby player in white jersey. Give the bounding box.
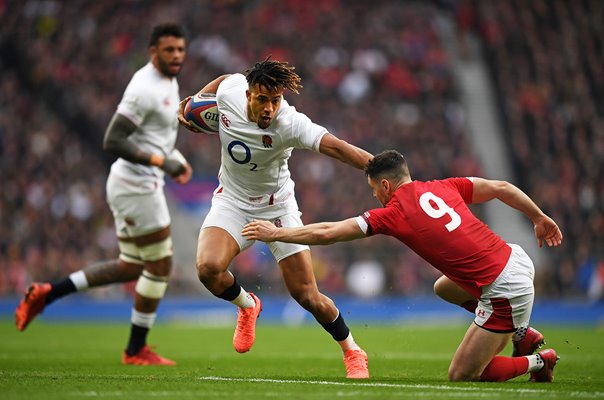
[178,58,373,379]
[16,23,190,366]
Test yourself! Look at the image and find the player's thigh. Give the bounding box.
[107,182,171,237]
[196,226,240,272]
[267,212,310,263]
[108,189,173,271]
[433,275,474,305]
[449,323,512,381]
[198,199,247,271]
[474,244,535,336]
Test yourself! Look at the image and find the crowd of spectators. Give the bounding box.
[1,0,599,300]
[466,0,604,298]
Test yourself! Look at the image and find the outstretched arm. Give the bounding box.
[471,178,563,248]
[319,133,373,170]
[242,218,365,245]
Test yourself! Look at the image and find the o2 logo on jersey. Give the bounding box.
[227,140,258,171]
[419,192,461,232]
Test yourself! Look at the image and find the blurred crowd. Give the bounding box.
[0,0,600,300]
[463,0,604,298]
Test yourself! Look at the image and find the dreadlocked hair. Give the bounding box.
[245,56,302,94]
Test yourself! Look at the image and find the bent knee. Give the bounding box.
[433,275,448,297]
[448,366,480,382]
[195,258,224,283]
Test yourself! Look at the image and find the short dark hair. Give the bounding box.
[245,56,302,94]
[149,23,185,47]
[365,150,410,181]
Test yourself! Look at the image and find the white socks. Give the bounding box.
[338,333,361,352]
[526,354,544,372]
[69,271,89,291]
[131,309,157,328]
[231,288,255,309]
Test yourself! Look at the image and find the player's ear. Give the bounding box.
[381,178,390,193]
[245,89,251,101]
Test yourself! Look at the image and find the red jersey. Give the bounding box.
[359,177,511,298]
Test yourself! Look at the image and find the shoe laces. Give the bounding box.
[344,350,367,372]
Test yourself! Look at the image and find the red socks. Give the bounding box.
[480,356,529,382]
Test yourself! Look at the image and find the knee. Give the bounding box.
[433,276,446,298]
[290,290,314,311]
[195,258,221,284]
[144,256,172,277]
[290,287,326,312]
[447,365,479,382]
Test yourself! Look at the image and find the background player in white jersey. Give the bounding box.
[178,58,373,379]
[15,23,191,366]
[243,150,563,382]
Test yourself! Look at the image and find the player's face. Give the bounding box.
[368,176,390,207]
[246,84,283,129]
[151,36,186,77]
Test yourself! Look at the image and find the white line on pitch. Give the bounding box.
[199,376,604,398]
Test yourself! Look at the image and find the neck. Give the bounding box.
[392,178,412,192]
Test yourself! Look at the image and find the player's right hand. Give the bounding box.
[162,158,187,178]
[177,96,201,133]
[534,215,563,248]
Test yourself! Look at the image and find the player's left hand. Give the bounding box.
[173,163,193,184]
[534,215,563,248]
[177,96,201,133]
[242,220,278,242]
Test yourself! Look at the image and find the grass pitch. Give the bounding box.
[1,321,603,399]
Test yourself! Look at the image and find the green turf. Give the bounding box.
[1,321,603,399]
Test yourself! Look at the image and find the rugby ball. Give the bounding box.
[183,93,219,134]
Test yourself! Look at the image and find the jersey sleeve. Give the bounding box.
[216,74,246,113]
[280,101,327,152]
[357,207,396,237]
[116,83,154,127]
[443,177,474,204]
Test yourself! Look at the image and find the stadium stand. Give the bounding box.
[0,0,601,301]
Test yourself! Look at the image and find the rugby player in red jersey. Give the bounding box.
[243,149,562,382]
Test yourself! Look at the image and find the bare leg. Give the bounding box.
[433,275,475,306]
[278,250,338,323]
[195,227,240,294]
[448,323,514,381]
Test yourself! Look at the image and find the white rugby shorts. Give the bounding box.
[474,244,535,336]
[202,193,309,262]
[106,173,170,238]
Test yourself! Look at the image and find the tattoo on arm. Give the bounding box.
[103,114,155,165]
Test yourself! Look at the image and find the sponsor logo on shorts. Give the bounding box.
[274,218,282,228]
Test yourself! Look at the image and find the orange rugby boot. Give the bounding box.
[233,292,262,353]
[122,345,176,366]
[343,349,370,379]
[15,283,52,331]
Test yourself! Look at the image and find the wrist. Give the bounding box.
[149,154,165,167]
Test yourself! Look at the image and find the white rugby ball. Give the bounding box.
[183,93,219,134]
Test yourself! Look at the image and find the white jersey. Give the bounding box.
[109,62,180,193]
[215,74,326,207]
